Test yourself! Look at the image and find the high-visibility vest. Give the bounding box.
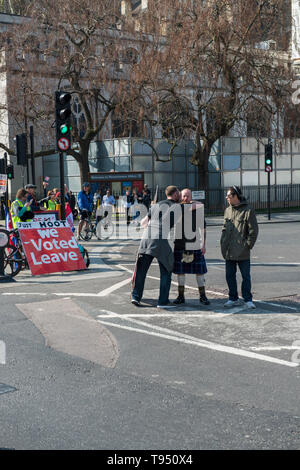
[44,199,56,211]
[10,199,31,228]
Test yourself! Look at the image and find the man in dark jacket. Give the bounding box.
[77,182,94,239]
[220,186,258,309]
[131,185,181,308]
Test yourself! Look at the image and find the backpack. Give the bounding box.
[78,243,90,268]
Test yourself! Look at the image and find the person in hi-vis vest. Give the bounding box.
[11,188,34,228]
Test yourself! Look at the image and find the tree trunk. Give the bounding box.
[197,152,209,191]
[190,146,210,191]
[76,141,90,185]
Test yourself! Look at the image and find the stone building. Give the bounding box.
[0,2,300,202]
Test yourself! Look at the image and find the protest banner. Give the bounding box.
[17,220,86,275]
[0,174,7,193]
[32,211,59,224]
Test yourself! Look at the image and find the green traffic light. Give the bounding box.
[266,159,271,164]
[60,124,68,134]
[60,124,72,135]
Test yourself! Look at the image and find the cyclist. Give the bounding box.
[77,182,94,240]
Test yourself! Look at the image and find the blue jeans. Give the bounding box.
[225,259,252,302]
[132,254,172,305]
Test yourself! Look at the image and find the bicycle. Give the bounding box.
[78,216,114,241]
[3,229,29,277]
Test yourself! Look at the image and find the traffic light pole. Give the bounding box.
[59,151,66,220]
[266,138,272,221]
[55,90,72,222]
[3,152,8,209]
[267,170,271,220]
[30,126,35,185]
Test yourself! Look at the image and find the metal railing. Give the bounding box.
[155,184,300,215]
[72,184,300,216]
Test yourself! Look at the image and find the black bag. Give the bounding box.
[20,210,35,221]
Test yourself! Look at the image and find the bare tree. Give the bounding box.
[1,0,145,183]
[131,0,294,189]
[0,0,294,189]
[0,0,31,15]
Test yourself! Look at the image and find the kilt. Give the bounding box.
[173,249,208,275]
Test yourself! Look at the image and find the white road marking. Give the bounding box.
[208,265,225,272]
[97,277,132,296]
[257,300,298,311]
[3,292,100,297]
[97,309,240,345]
[97,318,298,368]
[250,346,300,351]
[2,250,298,312]
[116,261,300,266]
[96,312,232,318]
[116,264,298,310]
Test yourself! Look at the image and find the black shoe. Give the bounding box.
[173,295,185,304]
[200,295,210,305]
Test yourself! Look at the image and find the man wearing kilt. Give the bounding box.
[173,188,210,305]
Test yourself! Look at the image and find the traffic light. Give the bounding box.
[16,133,27,166]
[264,144,273,172]
[0,158,5,174]
[55,91,72,152]
[6,164,14,180]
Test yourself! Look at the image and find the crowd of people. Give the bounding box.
[76,183,151,237]
[8,180,259,310]
[131,184,258,310]
[9,183,75,230]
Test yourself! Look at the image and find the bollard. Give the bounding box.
[0,229,15,282]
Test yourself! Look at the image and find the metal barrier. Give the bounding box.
[72,184,300,216]
[153,184,300,215]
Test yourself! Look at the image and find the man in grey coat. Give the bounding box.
[131,185,181,308]
[220,186,258,309]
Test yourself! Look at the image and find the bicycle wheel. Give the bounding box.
[82,248,90,268]
[3,244,23,277]
[19,244,29,270]
[79,221,93,241]
[96,219,114,240]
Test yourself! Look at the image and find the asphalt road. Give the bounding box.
[0,220,300,451]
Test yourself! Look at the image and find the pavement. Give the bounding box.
[1,213,300,450]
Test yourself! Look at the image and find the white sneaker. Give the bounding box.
[246,301,256,309]
[224,300,240,308]
[157,302,177,309]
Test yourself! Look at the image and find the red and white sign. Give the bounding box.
[17,220,86,276]
[265,165,272,173]
[57,137,70,151]
[0,174,7,193]
[32,211,59,223]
